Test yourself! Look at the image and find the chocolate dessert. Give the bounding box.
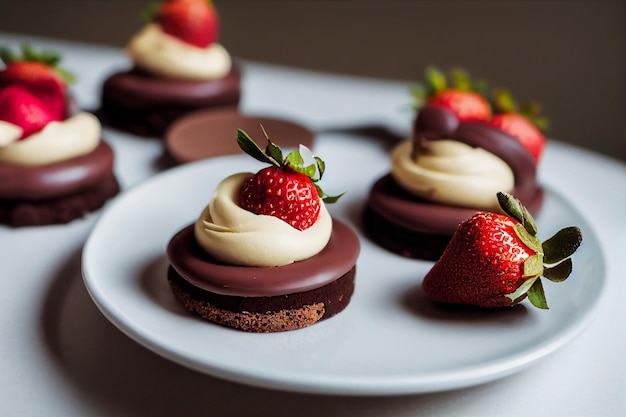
[97,0,241,137]
[0,142,119,227]
[165,109,313,164]
[166,129,360,332]
[0,45,120,227]
[167,222,358,332]
[100,66,241,137]
[364,105,544,260]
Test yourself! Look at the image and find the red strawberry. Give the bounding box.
[237,128,342,231]
[0,45,73,121]
[155,0,218,48]
[487,88,549,163]
[423,192,583,309]
[411,67,491,122]
[428,89,491,122]
[0,85,58,139]
[488,112,545,163]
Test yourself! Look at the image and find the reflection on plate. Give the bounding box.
[164,109,314,164]
[82,134,605,395]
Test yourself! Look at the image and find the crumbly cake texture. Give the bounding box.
[0,140,120,227]
[167,266,356,333]
[0,171,119,227]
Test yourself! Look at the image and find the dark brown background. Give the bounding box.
[1,0,624,161]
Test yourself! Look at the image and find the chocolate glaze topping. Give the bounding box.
[413,105,537,202]
[101,65,241,110]
[98,66,241,136]
[0,141,116,200]
[167,220,361,297]
[165,109,314,164]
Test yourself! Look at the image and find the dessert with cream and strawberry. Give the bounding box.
[423,192,582,309]
[167,129,360,332]
[0,45,119,227]
[99,0,240,136]
[364,67,546,260]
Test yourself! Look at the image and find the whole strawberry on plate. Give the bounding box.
[422,192,582,309]
[411,66,491,122]
[145,0,218,48]
[486,88,549,163]
[237,127,343,230]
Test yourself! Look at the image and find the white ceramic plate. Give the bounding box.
[82,135,605,395]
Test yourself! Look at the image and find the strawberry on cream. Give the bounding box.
[194,173,333,267]
[391,139,514,211]
[126,23,231,81]
[0,112,101,166]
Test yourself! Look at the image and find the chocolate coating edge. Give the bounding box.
[98,65,241,136]
[364,105,544,258]
[0,141,117,200]
[167,219,361,297]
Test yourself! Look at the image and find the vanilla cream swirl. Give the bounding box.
[0,112,101,166]
[194,173,333,267]
[391,139,514,210]
[126,23,232,81]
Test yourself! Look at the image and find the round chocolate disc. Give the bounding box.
[165,109,314,164]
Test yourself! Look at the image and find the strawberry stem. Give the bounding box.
[237,127,344,204]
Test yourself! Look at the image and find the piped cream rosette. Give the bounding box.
[194,173,333,267]
[126,23,232,81]
[0,112,101,166]
[391,139,515,210]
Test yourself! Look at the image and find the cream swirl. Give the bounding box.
[194,173,333,267]
[391,139,514,210]
[0,112,101,166]
[126,23,232,81]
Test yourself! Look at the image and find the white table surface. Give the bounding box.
[1,33,625,416]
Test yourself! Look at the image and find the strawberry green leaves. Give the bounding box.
[425,191,583,310]
[497,191,583,309]
[527,279,549,310]
[542,227,583,265]
[411,66,489,107]
[497,191,538,236]
[491,88,549,132]
[236,127,343,204]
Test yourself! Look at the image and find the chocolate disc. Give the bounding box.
[165,109,314,164]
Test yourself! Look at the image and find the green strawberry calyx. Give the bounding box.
[491,88,549,132]
[0,44,75,84]
[497,192,583,309]
[410,66,489,109]
[236,127,344,204]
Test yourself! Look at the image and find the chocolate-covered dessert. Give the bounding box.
[0,45,119,227]
[167,129,360,332]
[364,68,545,260]
[98,0,241,137]
[165,109,314,164]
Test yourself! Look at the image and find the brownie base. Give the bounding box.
[0,171,119,227]
[167,265,356,333]
[363,205,451,261]
[99,100,239,137]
